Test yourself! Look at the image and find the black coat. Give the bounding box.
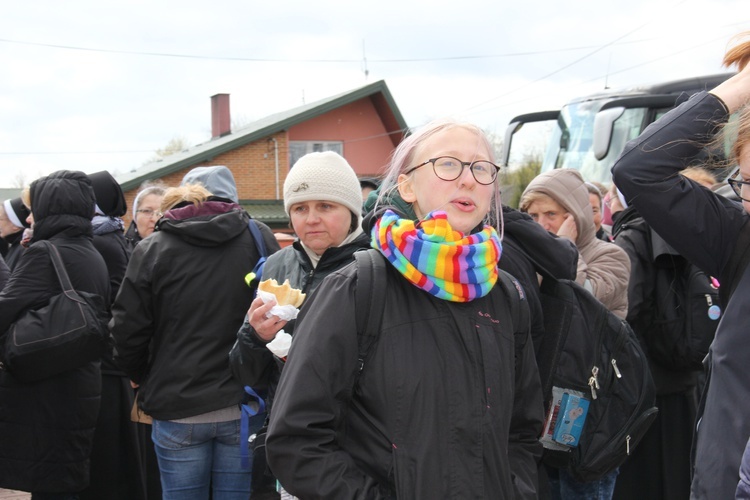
[499,206,579,355]
[266,257,544,499]
[111,202,280,420]
[0,170,110,493]
[0,256,8,291]
[3,230,26,271]
[612,91,750,499]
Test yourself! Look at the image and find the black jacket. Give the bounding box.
[229,232,371,391]
[92,227,131,305]
[266,217,544,499]
[0,256,8,291]
[111,201,280,420]
[0,170,110,493]
[499,206,578,355]
[3,230,25,271]
[612,91,750,499]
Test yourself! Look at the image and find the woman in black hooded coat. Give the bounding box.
[0,170,110,498]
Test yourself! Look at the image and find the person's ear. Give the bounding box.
[397,173,417,203]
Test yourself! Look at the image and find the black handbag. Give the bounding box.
[0,240,111,383]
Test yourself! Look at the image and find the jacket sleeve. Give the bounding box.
[109,242,156,383]
[266,270,390,500]
[228,318,276,389]
[611,91,746,278]
[580,243,631,319]
[0,257,8,293]
[507,292,545,499]
[0,245,54,340]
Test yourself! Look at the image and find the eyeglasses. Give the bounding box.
[136,209,162,218]
[405,156,500,185]
[727,171,750,202]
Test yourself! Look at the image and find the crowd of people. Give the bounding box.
[0,30,749,500]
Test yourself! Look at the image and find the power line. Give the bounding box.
[0,36,656,63]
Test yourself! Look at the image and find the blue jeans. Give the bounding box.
[152,415,264,500]
[548,467,619,500]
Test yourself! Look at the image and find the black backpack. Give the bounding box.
[650,235,721,371]
[534,272,658,483]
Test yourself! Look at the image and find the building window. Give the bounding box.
[289,141,343,168]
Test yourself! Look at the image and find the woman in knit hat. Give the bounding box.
[264,120,543,499]
[229,151,370,498]
[0,197,31,270]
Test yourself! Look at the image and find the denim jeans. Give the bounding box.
[152,415,264,500]
[548,466,619,500]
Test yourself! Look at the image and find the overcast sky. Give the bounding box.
[0,0,748,188]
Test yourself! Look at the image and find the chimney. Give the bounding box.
[211,93,231,138]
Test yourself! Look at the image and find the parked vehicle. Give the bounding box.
[502,73,735,185]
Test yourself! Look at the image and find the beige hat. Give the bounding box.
[284,152,363,221]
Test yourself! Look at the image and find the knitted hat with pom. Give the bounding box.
[284,152,363,221]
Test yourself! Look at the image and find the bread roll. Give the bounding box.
[258,278,306,308]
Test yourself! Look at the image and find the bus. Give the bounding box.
[501,73,735,186]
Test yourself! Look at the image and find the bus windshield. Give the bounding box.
[542,100,648,185]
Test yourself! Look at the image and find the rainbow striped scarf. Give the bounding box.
[372,209,501,302]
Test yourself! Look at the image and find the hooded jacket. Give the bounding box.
[612,91,750,500]
[0,170,110,493]
[111,200,279,420]
[265,206,544,499]
[523,168,630,318]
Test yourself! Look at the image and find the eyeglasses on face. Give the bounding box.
[405,156,500,185]
[136,208,162,218]
[727,172,750,202]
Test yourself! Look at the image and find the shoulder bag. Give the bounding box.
[0,240,110,383]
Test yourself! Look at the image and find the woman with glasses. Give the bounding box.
[611,32,750,499]
[124,182,166,249]
[266,119,544,498]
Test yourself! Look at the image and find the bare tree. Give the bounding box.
[142,136,190,166]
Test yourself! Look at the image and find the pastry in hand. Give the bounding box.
[257,278,306,308]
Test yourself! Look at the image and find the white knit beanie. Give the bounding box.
[284,152,363,221]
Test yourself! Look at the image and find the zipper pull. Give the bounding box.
[611,358,622,378]
[705,294,713,307]
[588,366,600,400]
[626,435,631,455]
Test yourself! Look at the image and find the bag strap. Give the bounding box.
[354,249,387,378]
[247,219,269,258]
[37,240,77,297]
[720,217,750,305]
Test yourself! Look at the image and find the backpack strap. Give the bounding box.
[496,270,531,380]
[247,219,269,258]
[246,219,269,293]
[720,217,750,305]
[496,270,528,335]
[354,249,387,379]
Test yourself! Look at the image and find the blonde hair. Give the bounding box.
[680,166,718,189]
[21,186,31,209]
[161,184,211,213]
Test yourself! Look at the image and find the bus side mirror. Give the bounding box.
[593,107,625,160]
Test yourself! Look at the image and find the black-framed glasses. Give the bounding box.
[727,171,750,202]
[405,156,500,185]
